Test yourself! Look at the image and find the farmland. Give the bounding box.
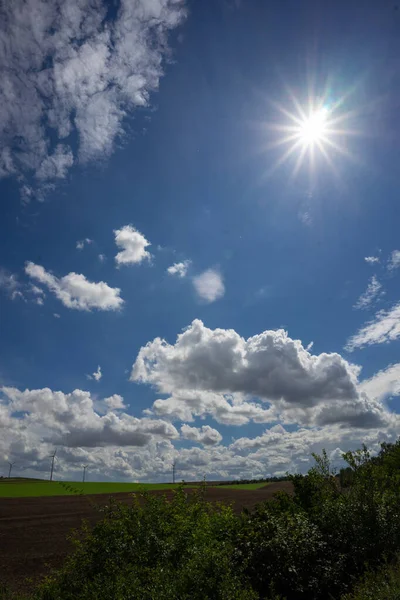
[0,479,291,595]
[0,479,191,498]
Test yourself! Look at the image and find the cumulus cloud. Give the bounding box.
[365,256,380,265]
[114,225,152,266]
[146,391,276,426]
[0,0,187,198]
[132,320,387,429]
[192,269,225,303]
[167,260,191,278]
[353,275,384,310]
[388,250,400,271]
[1,387,178,450]
[87,365,102,381]
[181,424,222,445]
[25,261,123,311]
[346,302,400,351]
[76,238,93,250]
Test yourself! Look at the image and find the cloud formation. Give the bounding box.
[167,260,191,278]
[1,387,178,449]
[87,365,102,381]
[193,269,225,303]
[365,256,380,265]
[346,302,400,351]
[0,0,186,197]
[132,320,387,429]
[360,362,400,402]
[114,225,152,266]
[181,424,222,445]
[25,262,123,311]
[388,250,400,271]
[353,275,384,310]
[76,238,93,251]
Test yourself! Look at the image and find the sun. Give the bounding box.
[299,107,329,145]
[263,89,357,180]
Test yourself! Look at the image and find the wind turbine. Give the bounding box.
[49,449,57,481]
[8,462,15,478]
[172,460,176,485]
[82,465,88,483]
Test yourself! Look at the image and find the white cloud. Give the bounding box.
[146,391,275,426]
[1,387,179,450]
[192,269,225,303]
[36,145,74,180]
[53,313,61,319]
[353,275,384,310]
[181,424,222,445]
[0,0,187,198]
[388,250,400,271]
[132,320,387,429]
[87,365,102,381]
[0,269,23,300]
[114,225,152,266]
[167,260,191,278]
[104,394,126,411]
[365,256,380,265]
[98,254,106,263]
[346,302,400,351]
[25,262,123,311]
[360,363,400,402]
[76,238,93,250]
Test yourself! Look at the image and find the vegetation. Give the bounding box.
[0,481,194,498]
[4,440,400,599]
[217,476,287,486]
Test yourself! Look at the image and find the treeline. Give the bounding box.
[5,440,400,599]
[217,475,288,486]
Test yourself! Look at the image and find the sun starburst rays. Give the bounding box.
[263,90,360,181]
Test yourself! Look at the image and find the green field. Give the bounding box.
[0,481,190,498]
[0,478,269,498]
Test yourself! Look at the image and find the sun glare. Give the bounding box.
[263,88,357,181]
[299,108,328,145]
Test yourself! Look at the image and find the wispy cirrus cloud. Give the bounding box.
[0,0,187,199]
[388,250,400,271]
[346,302,400,351]
[353,275,384,310]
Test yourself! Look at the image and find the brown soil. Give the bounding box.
[0,481,293,595]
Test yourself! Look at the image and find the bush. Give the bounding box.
[17,440,400,600]
[31,486,256,600]
[341,558,400,600]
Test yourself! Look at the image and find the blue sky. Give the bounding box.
[1,0,400,481]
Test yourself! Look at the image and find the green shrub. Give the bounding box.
[341,558,400,600]
[17,439,400,600]
[31,486,256,600]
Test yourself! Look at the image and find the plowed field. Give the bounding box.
[0,481,293,595]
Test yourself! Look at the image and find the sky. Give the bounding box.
[1,0,400,482]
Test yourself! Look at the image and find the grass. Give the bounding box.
[0,481,193,498]
[0,478,269,498]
